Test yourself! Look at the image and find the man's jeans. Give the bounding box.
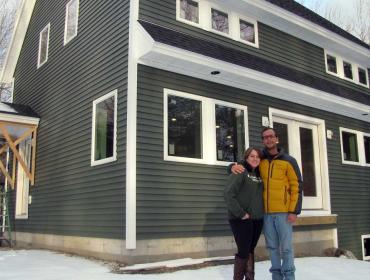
[264,213,295,280]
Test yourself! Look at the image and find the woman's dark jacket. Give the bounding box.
[224,163,264,220]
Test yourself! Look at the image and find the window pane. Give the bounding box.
[215,105,245,162]
[212,9,229,34]
[300,127,316,196]
[364,136,370,164]
[39,27,49,64]
[168,95,202,158]
[358,68,368,85]
[273,122,289,154]
[180,0,199,23]
[95,96,114,160]
[342,131,358,162]
[326,55,337,73]
[343,61,353,80]
[240,19,255,43]
[66,0,78,41]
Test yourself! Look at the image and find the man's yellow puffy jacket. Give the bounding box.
[259,149,303,214]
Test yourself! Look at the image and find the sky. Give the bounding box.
[1,249,370,280]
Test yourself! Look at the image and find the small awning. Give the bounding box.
[0,102,39,189]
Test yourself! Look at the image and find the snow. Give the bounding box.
[1,249,370,280]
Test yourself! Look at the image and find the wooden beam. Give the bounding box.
[0,160,14,189]
[14,127,36,146]
[0,124,33,182]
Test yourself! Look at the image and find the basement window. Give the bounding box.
[362,235,370,261]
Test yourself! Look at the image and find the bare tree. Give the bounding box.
[296,0,370,45]
[0,0,20,103]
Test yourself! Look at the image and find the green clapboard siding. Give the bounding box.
[137,64,370,258]
[138,0,370,97]
[11,0,129,239]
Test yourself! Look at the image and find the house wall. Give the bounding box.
[138,0,370,97]
[11,0,129,239]
[136,64,369,259]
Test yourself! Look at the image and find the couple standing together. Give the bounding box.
[224,127,303,280]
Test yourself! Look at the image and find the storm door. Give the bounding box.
[272,116,323,209]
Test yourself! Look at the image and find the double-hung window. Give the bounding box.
[37,24,50,68]
[91,90,118,166]
[164,89,248,165]
[64,0,79,45]
[340,128,370,166]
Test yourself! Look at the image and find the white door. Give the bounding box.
[272,116,323,209]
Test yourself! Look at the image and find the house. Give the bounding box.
[0,0,369,263]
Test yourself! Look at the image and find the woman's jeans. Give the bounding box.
[264,213,295,280]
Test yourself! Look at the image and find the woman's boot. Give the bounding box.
[245,253,255,280]
[234,255,246,280]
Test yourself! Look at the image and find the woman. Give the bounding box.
[224,147,264,280]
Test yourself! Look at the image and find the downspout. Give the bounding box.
[125,0,139,249]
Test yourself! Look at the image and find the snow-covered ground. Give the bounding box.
[0,249,369,280]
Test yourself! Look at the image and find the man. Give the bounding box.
[230,127,303,280]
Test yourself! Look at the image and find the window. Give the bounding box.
[362,235,370,261]
[343,61,353,80]
[324,51,368,88]
[37,24,50,68]
[215,105,245,162]
[239,19,255,44]
[358,67,368,86]
[340,128,369,166]
[91,90,117,166]
[64,0,79,45]
[176,0,259,48]
[178,0,199,24]
[164,89,248,165]
[326,54,337,74]
[211,8,229,34]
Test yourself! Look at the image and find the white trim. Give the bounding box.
[164,88,249,166]
[64,0,79,45]
[15,139,32,219]
[362,234,370,261]
[269,108,331,213]
[90,90,118,166]
[126,0,140,250]
[339,127,369,167]
[0,113,39,125]
[0,0,36,83]
[37,23,50,68]
[137,30,370,123]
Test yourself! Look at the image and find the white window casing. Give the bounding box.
[37,23,50,68]
[164,88,249,166]
[91,90,118,166]
[64,0,79,45]
[340,127,369,167]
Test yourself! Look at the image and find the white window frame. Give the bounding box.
[269,108,331,214]
[362,234,370,261]
[339,127,369,166]
[176,0,259,48]
[237,15,259,48]
[15,138,32,219]
[164,88,249,166]
[37,23,50,68]
[64,0,79,45]
[324,50,369,88]
[91,90,118,166]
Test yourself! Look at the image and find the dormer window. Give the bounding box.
[211,8,229,34]
[343,61,353,80]
[179,0,199,24]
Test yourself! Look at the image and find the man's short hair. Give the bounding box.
[261,127,278,138]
